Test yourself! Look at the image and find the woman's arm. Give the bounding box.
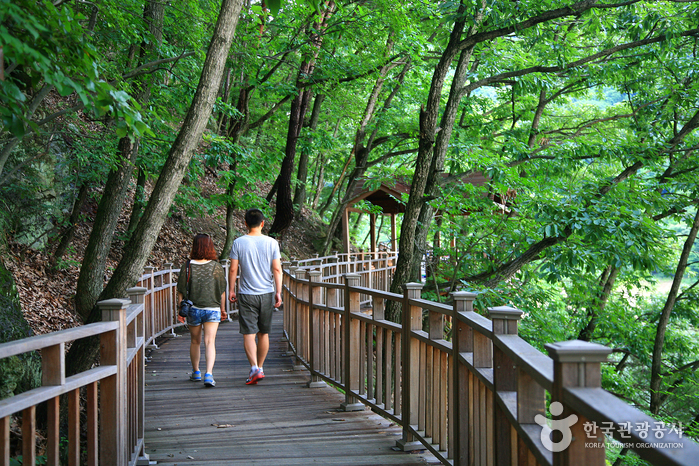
[177,291,186,323]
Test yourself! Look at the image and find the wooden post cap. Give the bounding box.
[126,287,147,296]
[308,270,322,279]
[344,273,360,283]
[97,299,130,310]
[126,287,147,304]
[403,282,424,291]
[452,291,477,300]
[488,306,523,320]
[545,340,612,363]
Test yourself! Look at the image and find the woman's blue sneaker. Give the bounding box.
[204,373,216,387]
[190,370,201,381]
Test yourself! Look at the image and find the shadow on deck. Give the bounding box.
[143,310,437,465]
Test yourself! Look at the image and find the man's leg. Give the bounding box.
[243,333,258,368]
[257,332,269,368]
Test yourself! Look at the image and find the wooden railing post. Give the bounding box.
[144,266,157,349]
[281,262,291,351]
[397,282,424,451]
[326,257,339,307]
[221,259,231,320]
[490,306,523,466]
[42,336,65,466]
[163,263,174,331]
[473,298,494,465]
[294,268,308,370]
[99,298,129,466]
[308,270,327,388]
[287,263,300,359]
[341,274,364,411]
[546,340,611,466]
[126,287,149,464]
[451,291,477,464]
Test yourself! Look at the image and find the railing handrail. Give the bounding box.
[0,321,119,359]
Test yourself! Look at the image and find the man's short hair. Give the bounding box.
[245,208,265,228]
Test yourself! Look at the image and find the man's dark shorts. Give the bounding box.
[238,292,274,334]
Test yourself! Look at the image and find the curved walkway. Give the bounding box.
[144,310,436,465]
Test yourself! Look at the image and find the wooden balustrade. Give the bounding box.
[282,257,699,466]
[0,288,149,466]
[4,253,695,466]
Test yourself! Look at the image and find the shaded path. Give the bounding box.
[144,310,436,465]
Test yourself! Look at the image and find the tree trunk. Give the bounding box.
[219,157,239,259]
[386,8,467,322]
[650,207,699,414]
[412,42,478,281]
[577,265,618,341]
[66,0,244,377]
[294,93,325,211]
[73,0,164,321]
[52,183,89,265]
[125,165,147,238]
[270,3,335,235]
[310,157,325,210]
[269,68,314,235]
[74,137,137,321]
[321,55,410,254]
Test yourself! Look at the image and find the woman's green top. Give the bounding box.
[177,260,226,309]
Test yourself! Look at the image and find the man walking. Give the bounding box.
[229,208,283,384]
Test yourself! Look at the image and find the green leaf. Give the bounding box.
[9,114,26,138]
[266,0,282,17]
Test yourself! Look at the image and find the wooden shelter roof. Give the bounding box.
[347,171,490,214]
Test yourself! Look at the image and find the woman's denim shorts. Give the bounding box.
[187,307,221,326]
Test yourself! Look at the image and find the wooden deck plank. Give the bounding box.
[144,311,436,465]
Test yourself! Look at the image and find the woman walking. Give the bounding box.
[177,234,227,387]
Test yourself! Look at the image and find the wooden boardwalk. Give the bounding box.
[143,310,436,465]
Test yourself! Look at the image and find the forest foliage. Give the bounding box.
[2,0,699,463]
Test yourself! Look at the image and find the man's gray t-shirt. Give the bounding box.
[229,235,281,295]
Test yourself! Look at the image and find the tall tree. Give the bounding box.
[66,0,245,376]
[75,0,165,321]
[270,2,335,235]
[650,207,699,414]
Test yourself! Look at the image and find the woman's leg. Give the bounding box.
[189,324,203,372]
[202,322,220,375]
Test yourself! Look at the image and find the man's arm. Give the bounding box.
[272,258,283,308]
[228,259,239,302]
[220,292,227,320]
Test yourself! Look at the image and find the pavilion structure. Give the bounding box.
[342,172,491,255]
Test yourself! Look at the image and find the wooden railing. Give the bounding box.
[0,287,149,466]
[282,258,699,466]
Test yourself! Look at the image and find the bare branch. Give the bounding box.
[122,51,196,80]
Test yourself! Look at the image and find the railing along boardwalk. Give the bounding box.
[0,287,149,466]
[3,251,699,465]
[283,253,699,466]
